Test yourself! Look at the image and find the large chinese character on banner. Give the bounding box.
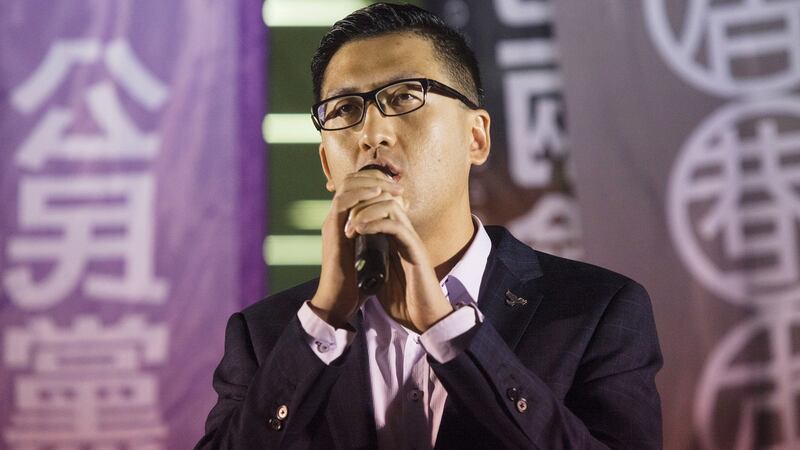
[646,0,800,448]
[0,1,265,448]
[4,316,168,448]
[5,39,169,310]
[425,0,583,259]
[548,0,800,448]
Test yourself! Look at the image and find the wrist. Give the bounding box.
[419,303,454,332]
[309,295,349,328]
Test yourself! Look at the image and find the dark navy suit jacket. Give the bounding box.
[196,226,662,449]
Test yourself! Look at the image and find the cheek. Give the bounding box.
[404,128,467,197]
[329,156,354,177]
[418,122,471,176]
[407,118,463,161]
[322,139,358,185]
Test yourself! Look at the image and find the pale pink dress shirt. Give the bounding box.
[297,218,491,449]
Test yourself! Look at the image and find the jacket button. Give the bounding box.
[277,404,289,420]
[506,387,519,401]
[516,398,528,413]
[268,417,283,431]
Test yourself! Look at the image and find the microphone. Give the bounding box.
[354,165,392,295]
[355,233,388,295]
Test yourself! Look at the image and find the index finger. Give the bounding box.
[339,173,402,193]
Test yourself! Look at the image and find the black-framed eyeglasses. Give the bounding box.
[311,77,480,131]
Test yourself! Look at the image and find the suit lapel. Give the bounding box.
[437,227,545,448]
[324,312,377,449]
[477,226,544,350]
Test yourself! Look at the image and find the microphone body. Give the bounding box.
[355,233,389,295]
[353,164,394,295]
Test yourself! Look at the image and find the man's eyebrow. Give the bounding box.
[324,73,422,98]
[326,86,360,98]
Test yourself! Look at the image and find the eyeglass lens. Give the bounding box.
[317,81,426,130]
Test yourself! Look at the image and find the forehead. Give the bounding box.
[321,32,449,98]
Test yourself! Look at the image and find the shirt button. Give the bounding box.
[276,404,289,420]
[506,387,519,401]
[407,389,422,402]
[268,417,283,431]
[315,341,332,353]
[516,398,528,413]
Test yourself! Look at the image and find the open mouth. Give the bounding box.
[360,163,401,181]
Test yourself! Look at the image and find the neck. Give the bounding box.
[419,209,477,281]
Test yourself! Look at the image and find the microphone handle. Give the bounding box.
[355,233,389,295]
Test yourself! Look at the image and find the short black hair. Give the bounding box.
[311,2,483,106]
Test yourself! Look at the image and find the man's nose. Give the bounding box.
[357,101,395,152]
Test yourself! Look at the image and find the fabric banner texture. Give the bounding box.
[0,1,265,448]
[553,0,800,449]
[428,0,800,448]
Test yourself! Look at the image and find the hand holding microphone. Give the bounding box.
[309,166,403,328]
[310,163,453,332]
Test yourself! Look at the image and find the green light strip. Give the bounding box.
[264,235,322,266]
[288,200,330,230]
[262,114,320,144]
[263,0,370,27]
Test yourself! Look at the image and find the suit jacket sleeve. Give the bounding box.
[194,312,348,449]
[429,280,662,449]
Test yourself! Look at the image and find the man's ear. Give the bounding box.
[319,143,336,192]
[468,109,491,166]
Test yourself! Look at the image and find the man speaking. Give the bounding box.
[196,3,662,449]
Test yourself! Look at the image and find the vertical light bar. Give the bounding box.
[262,113,320,144]
[264,235,322,265]
[263,0,371,27]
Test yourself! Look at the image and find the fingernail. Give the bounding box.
[344,218,351,234]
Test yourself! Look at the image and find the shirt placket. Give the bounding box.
[403,331,430,450]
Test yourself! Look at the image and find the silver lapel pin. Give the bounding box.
[505,290,528,307]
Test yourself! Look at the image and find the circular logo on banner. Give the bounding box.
[643,0,800,97]
[667,96,800,305]
[694,299,800,450]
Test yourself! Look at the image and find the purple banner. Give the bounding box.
[0,1,265,448]
[554,0,800,448]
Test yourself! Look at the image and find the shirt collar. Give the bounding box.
[439,215,491,304]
